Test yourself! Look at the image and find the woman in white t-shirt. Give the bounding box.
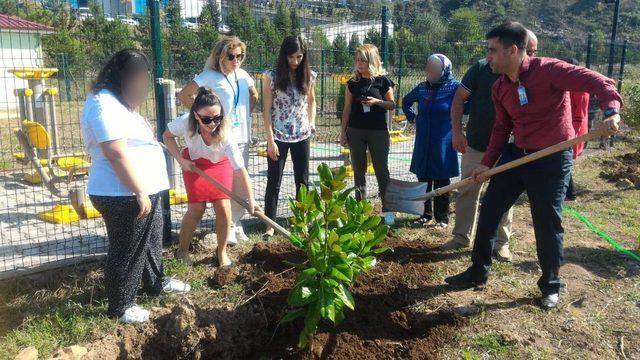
[262,35,316,238]
[81,49,190,325]
[177,36,258,244]
[164,88,256,266]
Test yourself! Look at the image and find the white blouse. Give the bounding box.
[167,113,244,170]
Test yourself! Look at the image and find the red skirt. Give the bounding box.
[182,148,233,203]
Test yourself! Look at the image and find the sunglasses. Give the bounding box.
[227,53,245,61]
[527,49,537,56]
[196,113,223,125]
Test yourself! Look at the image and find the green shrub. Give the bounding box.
[622,82,640,128]
[283,164,391,348]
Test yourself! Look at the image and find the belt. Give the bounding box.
[513,145,542,155]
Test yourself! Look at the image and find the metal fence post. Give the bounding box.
[618,39,628,93]
[381,5,389,67]
[607,0,621,78]
[148,0,172,245]
[585,33,593,69]
[396,50,404,115]
[320,48,326,114]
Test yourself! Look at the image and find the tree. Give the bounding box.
[257,16,280,65]
[363,28,381,48]
[290,8,301,35]
[165,0,182,27]
[348,33,361,55]
[333,34,350,69]
[274,1,292,37]
[445,7,481,44]
[199,0,221,30]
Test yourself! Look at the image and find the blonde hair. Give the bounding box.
[204,36,247,72]
[351,44,386,81]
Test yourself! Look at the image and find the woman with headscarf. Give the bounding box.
[402,54,460,228]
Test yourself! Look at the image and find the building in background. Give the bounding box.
[0,14,54,111]
[63,0,214,17]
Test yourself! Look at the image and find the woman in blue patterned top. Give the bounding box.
[402,53,460,228]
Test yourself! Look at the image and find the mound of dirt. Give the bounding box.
[83,236,465,359]
[599,149,640,188]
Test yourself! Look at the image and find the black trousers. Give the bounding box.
[90,193,165,317]
[471,144,572,295]
[264,138,310,220]
[418,177,451,223]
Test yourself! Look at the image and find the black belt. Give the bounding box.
[513,145,542,155]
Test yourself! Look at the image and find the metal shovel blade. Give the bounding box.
[384,178,428,215]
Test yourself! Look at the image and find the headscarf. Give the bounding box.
[426,53,454,85]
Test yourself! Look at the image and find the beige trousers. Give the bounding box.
[451,146,513,248]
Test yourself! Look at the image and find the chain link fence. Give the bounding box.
[0,0,637,278]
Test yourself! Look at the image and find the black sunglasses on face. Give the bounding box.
[196,113,223,125]
[227,53,245,61]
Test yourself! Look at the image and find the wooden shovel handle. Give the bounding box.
[414,128,609,201]
[160,143,292,239]
[187,165,292,239]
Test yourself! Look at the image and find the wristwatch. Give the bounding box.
[604,108,619,117]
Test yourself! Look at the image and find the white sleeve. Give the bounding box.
[224,140,245,170]
[193,70,211,88]
[86,94,128,144]
[241,69,255,88]
[167,113,189,137]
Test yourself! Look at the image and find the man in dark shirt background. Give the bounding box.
[446,22,622,309]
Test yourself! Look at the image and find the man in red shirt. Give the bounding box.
[445,22,622,309]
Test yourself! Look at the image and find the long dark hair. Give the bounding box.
[275,35,311,95]
[189,87,228,143]
[92,49,150,109]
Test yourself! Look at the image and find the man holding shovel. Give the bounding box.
[445,22,622,309]
[445,28,539,260]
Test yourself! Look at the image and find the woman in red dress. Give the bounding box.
[163,88,256,266]
[561,58,590,201]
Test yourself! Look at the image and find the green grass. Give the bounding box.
[468,332,515,357]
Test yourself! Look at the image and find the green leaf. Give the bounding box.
[334,283,355,310]
[329,267,351,282]
[299,183,308,203]
[317,163,334,184]
[288,233,306,249]
[334,166,347,182]
[320,184,333,200]
[288,284,318,307]
[372,246,392,254]
[281,308,306,323]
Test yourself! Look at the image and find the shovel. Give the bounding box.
[159,143,292,239]
[385,128,609,215]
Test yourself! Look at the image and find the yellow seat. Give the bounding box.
[56,157,90,175]
[169,189,188,205]
[257,148,268,157]
[392,115,406,123]
[13,152,48,166]
[37,204,80,224]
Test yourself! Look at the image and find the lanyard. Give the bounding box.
[224,71,240,111]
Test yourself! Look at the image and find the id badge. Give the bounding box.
[517,84,528,106]
[232,107,241,128]
[363,105,371,113]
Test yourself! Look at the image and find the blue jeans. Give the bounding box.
[471,144,572,295]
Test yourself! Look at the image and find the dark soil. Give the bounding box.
[86,235,465,360]
[600,149,640,187]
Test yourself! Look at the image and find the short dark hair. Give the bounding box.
[275,35,312,95]
[92,49,150,109]
[486,22,528,52]
[559,57,579,66]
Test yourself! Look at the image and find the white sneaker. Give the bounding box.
[119,305,150,324]
[540,293,559,309]
[234,226,250,242]
[162,278,191,294]
[434,222,448,229]
[227,227,238,245]
[383,212,395,226]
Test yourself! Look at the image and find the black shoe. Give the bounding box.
[445,267,488,287]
